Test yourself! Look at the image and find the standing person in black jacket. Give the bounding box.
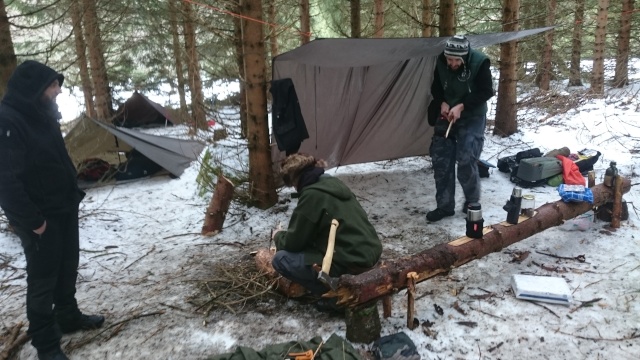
[0,61,105,360]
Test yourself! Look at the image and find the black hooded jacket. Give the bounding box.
[0,61,83,231]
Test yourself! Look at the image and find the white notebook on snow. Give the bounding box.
[511,274,572,306]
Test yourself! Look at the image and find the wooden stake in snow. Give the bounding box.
[611,175,624,228]
[201,175,234,236]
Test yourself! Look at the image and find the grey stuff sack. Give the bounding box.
[372,332,420,360]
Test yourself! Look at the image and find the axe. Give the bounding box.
[317,219,339,290]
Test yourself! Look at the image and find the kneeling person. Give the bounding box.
[271,154,382,309]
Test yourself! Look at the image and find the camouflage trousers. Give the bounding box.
[429,114,486,212]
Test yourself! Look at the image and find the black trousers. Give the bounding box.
[14,209,81,352]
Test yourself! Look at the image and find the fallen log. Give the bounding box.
[329,180,631,308]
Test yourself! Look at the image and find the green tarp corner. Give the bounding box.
[207,333,361,360]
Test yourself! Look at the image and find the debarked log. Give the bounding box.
[329,179,631,308]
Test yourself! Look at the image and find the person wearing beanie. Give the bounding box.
[271,153,382,312]
[426,35,494,222]
[0,61,105,360]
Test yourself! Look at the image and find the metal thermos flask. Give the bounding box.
[603,161,618,187]
[465,202,483,238]
[505,186,523,225]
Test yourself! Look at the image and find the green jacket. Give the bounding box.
[435,49,490,119]
[274,175,381,276]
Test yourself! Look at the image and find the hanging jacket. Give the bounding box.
[270,78,309,154]
[0,61,84,231]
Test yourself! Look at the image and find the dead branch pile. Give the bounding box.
[186,259,286,315]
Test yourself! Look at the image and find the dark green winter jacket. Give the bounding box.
[274,174,381,276]
[433,49,493,120]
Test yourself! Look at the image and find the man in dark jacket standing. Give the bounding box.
[426,35,494,222]
[271,153,381,311]
[0,61,105,360]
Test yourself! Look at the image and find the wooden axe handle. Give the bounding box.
[320,219,339,274]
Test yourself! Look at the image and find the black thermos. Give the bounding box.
[466,202,484,238]
[504,186,523,225]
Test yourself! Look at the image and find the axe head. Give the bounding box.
[317,271,339,291]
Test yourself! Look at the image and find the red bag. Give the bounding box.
[556,155,585,185]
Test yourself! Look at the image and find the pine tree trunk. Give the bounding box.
[350,0,361,38]
[241,0,277,209]
[439,0,455,36]
[568,0,585,87]
[422,0,433,37]
[613,0,633,88]
[537,0,556,91]
[590,0,609,95]
[267,0,280,54]
[493,0,519,137]
[182,0,207,132]
[299,0,310,44]
[82,0,113,121]
[373,0,384,38]
[233,4,248,139]
[328,180,631,308]
[168,0,188,118]
[0,0,17,99]
[70,0,96,119]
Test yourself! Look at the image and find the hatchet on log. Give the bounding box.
[317,219,339,290]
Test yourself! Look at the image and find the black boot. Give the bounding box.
[59,314,105,334]
[426,208,455,222]
[37,347,69,360]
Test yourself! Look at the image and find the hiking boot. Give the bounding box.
[59,314,105,334]
[426,208,455,222]
[314,298,344,315]
[462,201,470,214]
[37,347,69,360]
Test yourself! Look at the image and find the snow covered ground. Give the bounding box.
[2,73,640,359]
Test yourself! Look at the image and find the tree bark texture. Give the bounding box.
[345,302,381,343]
[201,175,235,236]
[267,0,279,56]
[242,0,278,209]
[350,0,361,38]
[611,175,623,228]
[439,0,455,36]
[0,0,16,99]
[568,0,585,87]
[329,180,631,308]
[82,0,113,121]
[613,0,633,88]
[299,0,310,44]
[590,0,609,95]
[168,0,188,117]
[373,0,384,38]
[182,0,207,131]
[70,0,96,119]
[232,4,248,139]
[536,0,556,90]
[422,0,433,37]
[254,248,307,297]
[493,0,519,137]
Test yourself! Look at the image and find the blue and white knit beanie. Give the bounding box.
[444,35,470,59]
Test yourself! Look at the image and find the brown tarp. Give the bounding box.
[271,27,553,168]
